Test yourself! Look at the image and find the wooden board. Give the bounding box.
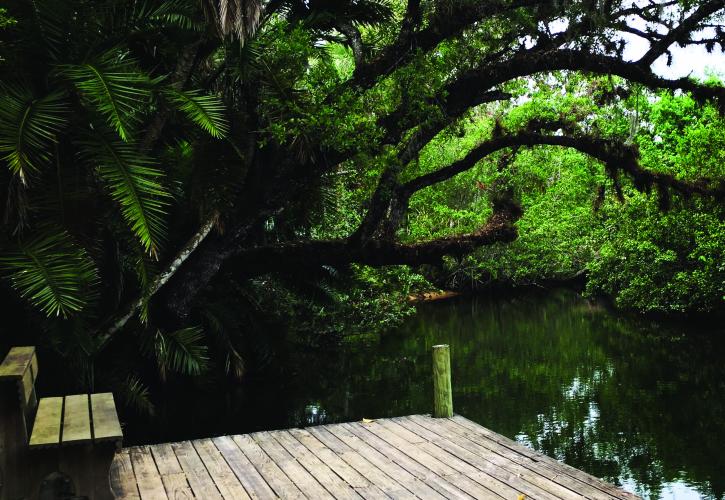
[171,440,223,499]
[90,392,123,443]
[0,346,36,379]
[150,442,194,499]
[62,394,92,444]
[29,396,63,448]
[110,450,141,499]
[212,435,277,499]
[108,415,641,500]
[129,446,169,500]
[192,438,251,499]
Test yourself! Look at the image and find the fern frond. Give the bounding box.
[62,50,160,141]
[0,231,98,317]
[0,85,68,184]
[165,89,229,138]
[148,326,209,381]
[80,132,170,258]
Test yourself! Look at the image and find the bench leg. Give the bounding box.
[0,384,31,500]
[58,445,115,500]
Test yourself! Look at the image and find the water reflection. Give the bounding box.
[306,290,725,499]
[136,289,725,500]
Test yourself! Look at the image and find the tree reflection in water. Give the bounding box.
[133,289,725,500]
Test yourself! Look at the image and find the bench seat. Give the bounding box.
[29,393,123,449]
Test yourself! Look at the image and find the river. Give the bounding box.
[131,289,725,499]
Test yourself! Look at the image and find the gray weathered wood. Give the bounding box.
[129,446,168,500]
[212,435,277,499]
[432,345,453,418]
[150,442,194,499]
[110,449,141,499]
[192,438,251,499]
[172,440,223,499]
[108,415,641,500]
[233,433,305,499]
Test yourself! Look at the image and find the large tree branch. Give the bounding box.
[230,202,521,275]
[350,0,539,89]
[639,0,725,66]
[402,131,724,200]
[94,212,219,349]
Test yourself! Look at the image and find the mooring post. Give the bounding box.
[432,344,453,418]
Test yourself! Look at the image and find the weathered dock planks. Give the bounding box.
[109,415,640,499]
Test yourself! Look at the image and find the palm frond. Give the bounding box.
[62,50,160,141]
[0,231,98,317]
[165,89,229,138]
[142,0,205,31]
[147,326,210,382]
[116,374,155,416]
[29,0,75,60]
[80,132,170,258]
[0,85,68,184]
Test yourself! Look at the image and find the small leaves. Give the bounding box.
[0,231,98,318]
[165,89,229,138]
[0,85,68,184]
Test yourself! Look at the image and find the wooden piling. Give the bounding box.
[432,344,453,418]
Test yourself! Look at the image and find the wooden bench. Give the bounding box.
[0,346,122,500]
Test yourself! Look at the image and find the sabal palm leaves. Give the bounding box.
[145,326,210,382]
[0,85,68,184]
[0,231,98,317]
[80,132,171,258]
[62,50,160,141]
[165,89,229,138]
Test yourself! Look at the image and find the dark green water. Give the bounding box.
[135,289,725,499]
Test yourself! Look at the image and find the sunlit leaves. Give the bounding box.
[0,231,98,317]
[0,85,68,183]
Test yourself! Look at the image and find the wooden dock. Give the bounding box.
[109,414,639,499]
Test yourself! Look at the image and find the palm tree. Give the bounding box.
[0,0,396,411]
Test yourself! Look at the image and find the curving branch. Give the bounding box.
[639,0,725,66]
[402,131,725,200]
[229,202,521,276]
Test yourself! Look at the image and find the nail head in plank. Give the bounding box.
[29,396,63,448]
[62,394,92,444]
[91,393,123,443]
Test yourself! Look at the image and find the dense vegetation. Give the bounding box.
[0,0,723,410]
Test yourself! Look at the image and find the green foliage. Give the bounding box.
[62,51,159,141]
[166,89,229,138]
[0,231,97,317]
[81,133,170,257]
[144,326,210,382]
[0,86,68,183]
